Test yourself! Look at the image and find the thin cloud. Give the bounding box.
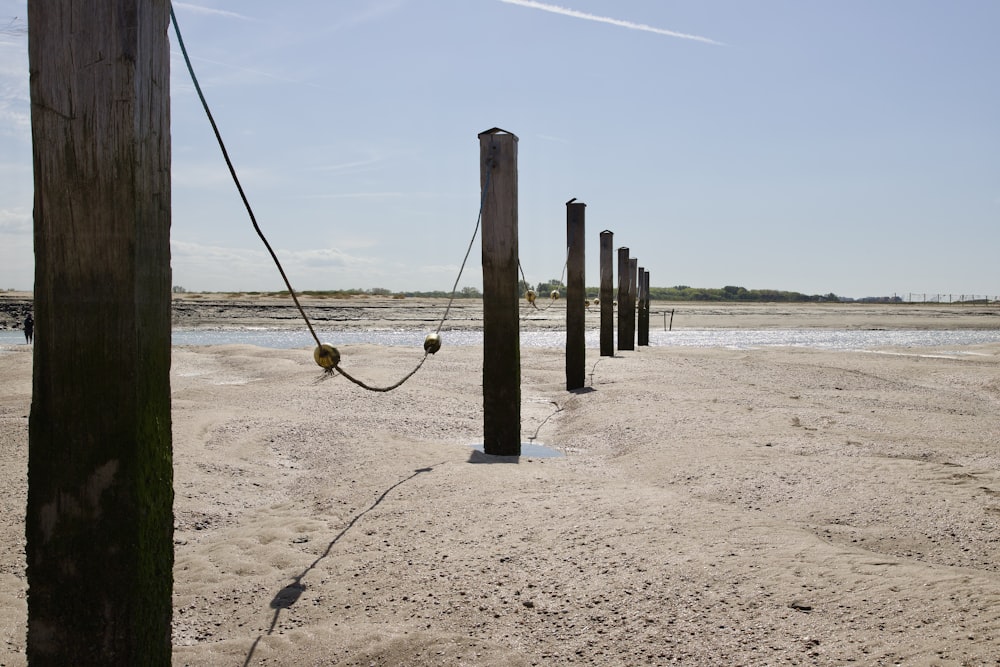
[537,133,571,144]
[300,192,407,200]
[1,16,28,36]
[498,0,724,46]
[0,208,31,234]
[312,156,386,174]
[169,240,382,290]
[170,51,326,90]
[327,0,407,33]
[0,18,30,142]
[171,2,256,22]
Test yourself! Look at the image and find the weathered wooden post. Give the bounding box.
[479,128,521,456]
[599,230,614,357]
[617,247,633,351]
[638,269,650,346]
[636,265,645,346]
[565,199,586,390]
[26,1,174,663]
[626,258,638,347]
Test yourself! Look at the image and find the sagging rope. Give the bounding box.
[169,6,321,348]
[519,247,570,311]
[314,171,490,391]
[170,5,488,392]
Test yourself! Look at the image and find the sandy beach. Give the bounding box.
[1,297,999,665]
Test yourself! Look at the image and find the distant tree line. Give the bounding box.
[525,282,841,303]
[256,287,485,299]
[189,284,851,302]
[647,285,841,302]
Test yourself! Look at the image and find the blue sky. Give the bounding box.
[1,1,997,299]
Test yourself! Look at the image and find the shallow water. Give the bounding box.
[171,327,1000,351]
[468,443,564,459]
[3,327,1000,352]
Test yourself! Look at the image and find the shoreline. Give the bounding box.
[3,293,999,332]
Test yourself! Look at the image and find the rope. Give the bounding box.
[520,247,570,312]
[334,355,429,392]
[170,6,321,349]
[527,401,563,442]
[437,170,490,336]
[321,171,487,389]
[171,5,489,392]
[588,355,604,386]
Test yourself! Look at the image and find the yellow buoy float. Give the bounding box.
[423,333,442,354]
[313,344,341,370]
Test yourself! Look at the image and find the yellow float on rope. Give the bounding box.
[313,344,341,370]
[423,333,442,354]
[525,289,537,304]
[550,290,560,300]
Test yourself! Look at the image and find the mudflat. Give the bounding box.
[2,291,998,331]
[167,294,1000,331]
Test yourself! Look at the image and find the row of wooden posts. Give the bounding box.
[479,128,653,457]
[23,8,647,661]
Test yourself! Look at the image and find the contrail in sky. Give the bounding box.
[498,0,724,46]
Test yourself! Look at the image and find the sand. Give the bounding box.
[1,299,999,665]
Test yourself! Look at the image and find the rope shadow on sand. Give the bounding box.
[241,465,438,667]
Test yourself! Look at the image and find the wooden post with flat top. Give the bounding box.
[627,258,638,347]
[479,128,521,456]
[26,0,174,663]
[638,269,650,346]
[599,230,614,357]
[565,199,586,390]
[617,247,633,351]
[636,264,644,344]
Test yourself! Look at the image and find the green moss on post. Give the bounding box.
[26,1,174,663]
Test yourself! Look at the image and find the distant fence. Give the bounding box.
[903,294,998,304]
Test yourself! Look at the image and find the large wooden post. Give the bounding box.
[638,269,650,346]
[479,128,520,456]
[617,247,632,351]
[599,230,614,357]
[565,199,586,390]
[26,1,174,664]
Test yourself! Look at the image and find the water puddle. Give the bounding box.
[468,442,563,461]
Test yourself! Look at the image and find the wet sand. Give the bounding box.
[0,299,999,665]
